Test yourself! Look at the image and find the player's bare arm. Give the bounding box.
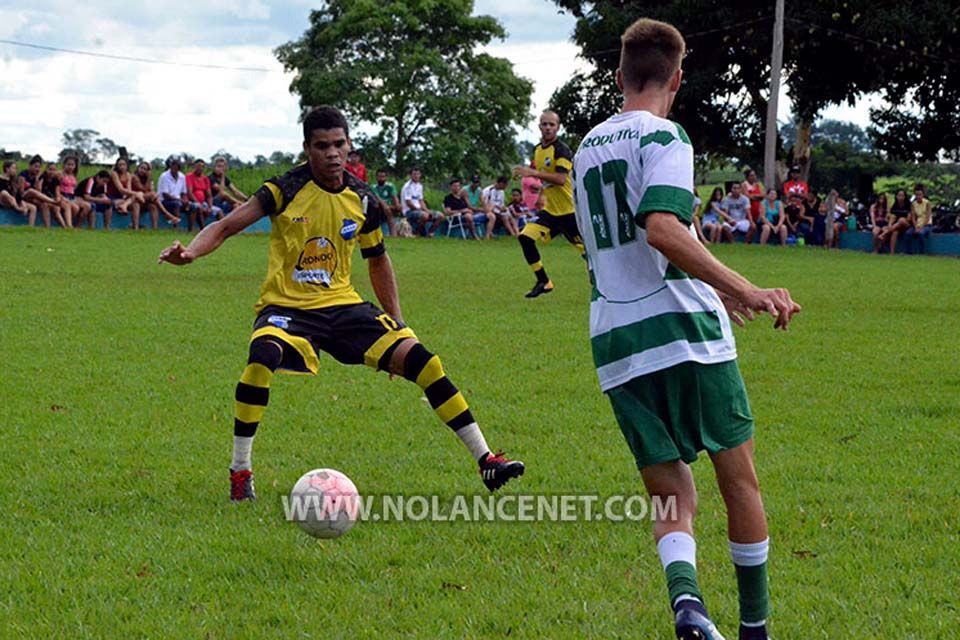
[367,252,403,323]
[512,166,567,186]
[157,196,265,265]
[645,211,801,330]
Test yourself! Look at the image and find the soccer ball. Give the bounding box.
[289,468,360,539]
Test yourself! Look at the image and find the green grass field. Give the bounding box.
[1,228,958,638]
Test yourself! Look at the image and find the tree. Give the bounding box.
[269,151,296,165]
[58,129,122,164]
[549,0,960,181]
[275,0,534,178]
[209,150,244,168]
[59,129,100,164]
[0,148,26,162]
[781,120,873,154]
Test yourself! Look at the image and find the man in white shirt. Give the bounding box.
[400,167,440,237]
[158,158,191,223]
[572,17,800,640]
[479,175,508,240]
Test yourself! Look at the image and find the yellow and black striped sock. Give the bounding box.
[519,234,549,283]
[232,339,282,470]
[400,343,475,431]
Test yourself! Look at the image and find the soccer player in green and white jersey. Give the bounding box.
[572,18,801,640]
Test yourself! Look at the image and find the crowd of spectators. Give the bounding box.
[0,150,945,256]
[694,166,941,255]
[0,154,247,232]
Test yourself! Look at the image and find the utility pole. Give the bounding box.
[764,0,785,191]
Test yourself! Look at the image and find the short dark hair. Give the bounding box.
[376,168,388,175]
[914,183,925,192]
[511,188,521,195]
[95,170,110,180]
[303,106,349,141]
[2,160,15,172]
[619,18,685,93]
[348,149,360,157]
[496,175,508,184]
[29,154,43,166]
[449,177,462,185]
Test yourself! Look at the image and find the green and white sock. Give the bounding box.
[657,531,703,608]
[729,538,770,627]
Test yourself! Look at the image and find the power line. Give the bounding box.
[0,38,274,72]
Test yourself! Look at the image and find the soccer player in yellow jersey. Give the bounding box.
[513,110,584,298]
[158,106,524,501]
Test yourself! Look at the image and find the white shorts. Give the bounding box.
[724,219,752,234]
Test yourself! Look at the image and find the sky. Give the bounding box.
[0,1,872,164]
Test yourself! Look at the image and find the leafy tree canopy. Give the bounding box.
[276,0,534,178]
[549,0,960,169]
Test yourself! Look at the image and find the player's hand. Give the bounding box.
[513,166,533,179]
[718,292,755,327]
[157,240,195,266]
[741,287,801,331]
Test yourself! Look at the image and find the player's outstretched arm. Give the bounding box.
[367,252,403,323]
[645,211,801,330]
[157,195,265,266]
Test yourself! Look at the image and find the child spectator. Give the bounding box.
[77,170,114,229]
[0,160,37,225]
[108,157,145,228]
[507,187,531,231]
[132,162,180,229]
[800,190,821,244]
[870,193,890,253]
[784,195,805,242]
[759,188,788,245]
[38,162,70,228]
[701,187,724,243]
[209,156,247,215]
[61,156,93,227]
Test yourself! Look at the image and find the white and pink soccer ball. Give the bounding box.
[289,468,359,539]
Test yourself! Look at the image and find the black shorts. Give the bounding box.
[251,302,417,375]
[521,211,583,246]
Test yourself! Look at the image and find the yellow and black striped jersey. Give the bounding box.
[534,139,574,216]
[252,165,385,312]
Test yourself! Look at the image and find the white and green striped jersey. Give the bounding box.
[572,110,737,392]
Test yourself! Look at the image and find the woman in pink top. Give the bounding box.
[61,156,93,227]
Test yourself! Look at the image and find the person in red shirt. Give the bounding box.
[782,165,809,199]
[345,150,368,183]
[185,159,222,231]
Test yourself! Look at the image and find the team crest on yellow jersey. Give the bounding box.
[294,237,338,287]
